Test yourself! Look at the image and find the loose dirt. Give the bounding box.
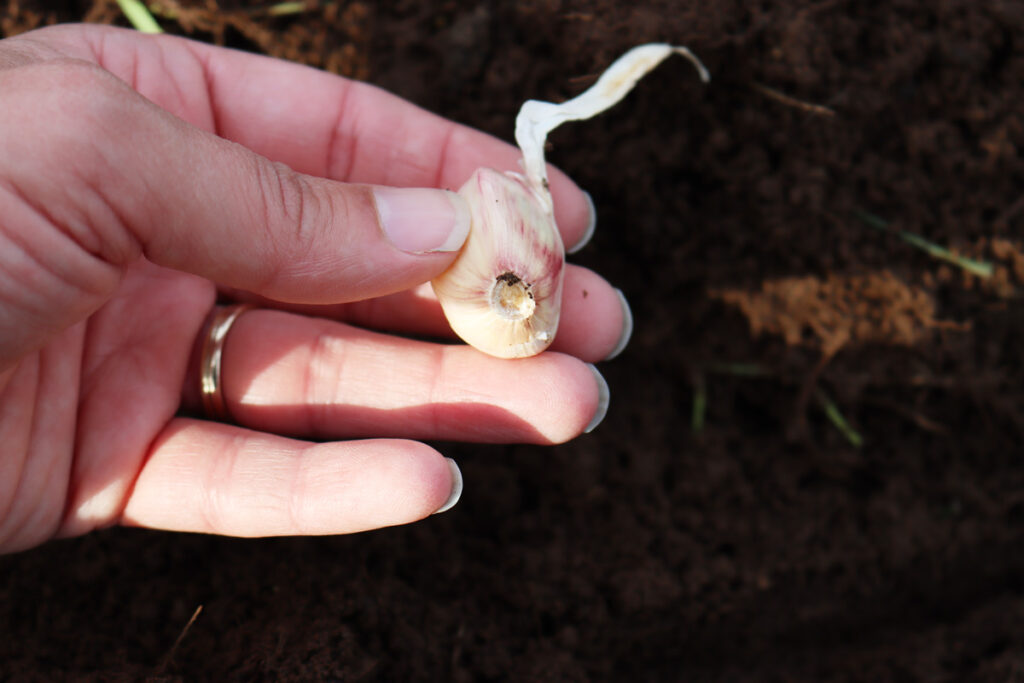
[2,1,1023,680]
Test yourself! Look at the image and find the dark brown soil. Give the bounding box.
[3,1,1024,680]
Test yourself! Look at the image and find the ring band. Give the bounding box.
[199,304,252,422]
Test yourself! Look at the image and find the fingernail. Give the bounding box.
[584,363,610,433]
[433,458,463,514]
[373,187,471,254]
[566,190,596,254]
[604,288,633,360]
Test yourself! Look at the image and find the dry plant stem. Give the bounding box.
[791,350,834,441]
[432,44,709,358]
[750,82,836,117]
[154,605,203,675]
[865,397,948,435]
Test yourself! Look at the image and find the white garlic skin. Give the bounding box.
[431,167,565,359]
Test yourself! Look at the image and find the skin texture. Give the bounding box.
[0,25,627,553]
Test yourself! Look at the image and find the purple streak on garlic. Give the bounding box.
[431,43,708,359]
[431,168,565,359]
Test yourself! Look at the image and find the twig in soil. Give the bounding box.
[863,397,948,435]
[750,82,836,117]
[853,209,994,279]
[787,348,839,444]
[116,0,162,33]
[816,389,862,447]
[153,604,203,676]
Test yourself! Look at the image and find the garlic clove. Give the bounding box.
[432,43,708,359]
[431,167,565,359]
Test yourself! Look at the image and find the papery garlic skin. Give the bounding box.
[431,168,565,359]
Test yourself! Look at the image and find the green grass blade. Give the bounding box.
[816,390,863,448]
[116,0,163,33]
[852,209,993,279]
[707,362,771,377]
[692,376,707,435]
[267,1,311,15]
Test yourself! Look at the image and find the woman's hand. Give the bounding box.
[0,24,630,553]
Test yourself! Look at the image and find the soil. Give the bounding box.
[2,1,1024,681]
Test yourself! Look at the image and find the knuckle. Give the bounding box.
[300,326,341,438]
[249,159,368,299]
[251,159,323,260]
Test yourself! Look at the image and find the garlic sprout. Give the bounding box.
[431,43,709,359]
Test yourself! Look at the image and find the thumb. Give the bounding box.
[1,61,470,310]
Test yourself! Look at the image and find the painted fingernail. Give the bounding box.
[604,288,634,361]
[566,190,596,254]
[584,363,610,433]
[433,458,464,514]
[374,187,471,253]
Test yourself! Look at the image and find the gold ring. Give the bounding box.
[199,304,252,422]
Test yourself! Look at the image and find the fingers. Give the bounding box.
[19,24,594,250]
[120,419,461,536]
[0,57,471,312]
[197,309,607,444]
[0,25,604,367]
[178,29,592,249]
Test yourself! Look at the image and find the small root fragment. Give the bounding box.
[750,82,836,117]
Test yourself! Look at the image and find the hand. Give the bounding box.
[0,24,629,553]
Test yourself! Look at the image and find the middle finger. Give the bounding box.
[224,263,631,363]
